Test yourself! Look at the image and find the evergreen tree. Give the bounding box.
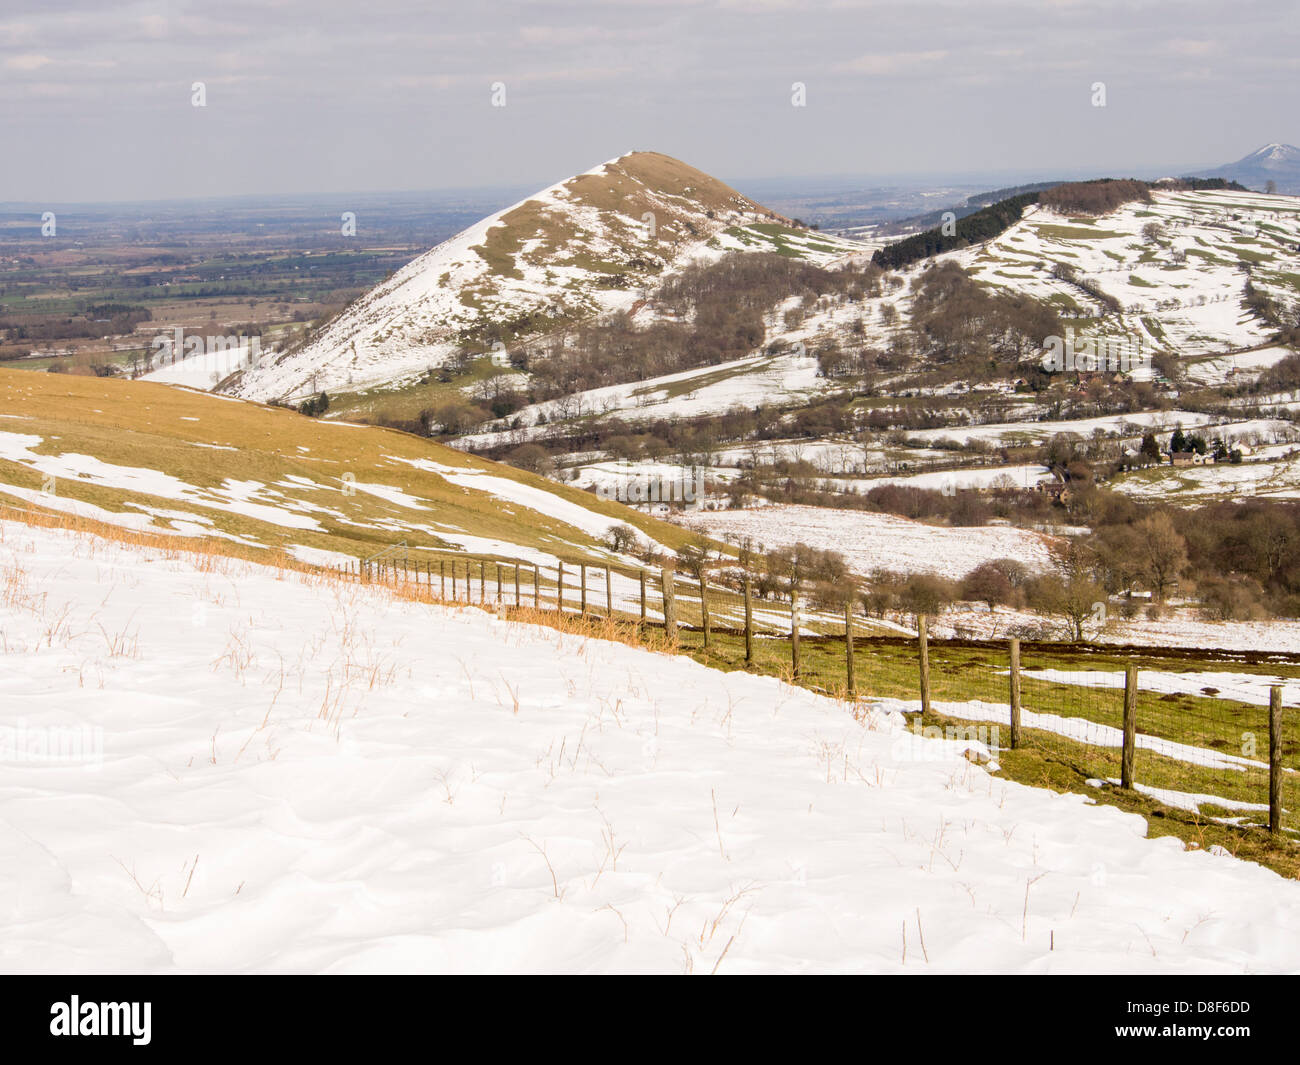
[1139,432,1161,464]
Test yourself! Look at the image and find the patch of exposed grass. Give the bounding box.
[667,626,1300,876]
[1036,225,1126,241]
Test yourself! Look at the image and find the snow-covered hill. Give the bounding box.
[1198,143,1300,194]
[454,185,1299,466]
[4,519,1299,973]
[952,187,1300,357]
[227,152,863,403]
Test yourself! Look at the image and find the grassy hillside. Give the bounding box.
[0,369,700,569]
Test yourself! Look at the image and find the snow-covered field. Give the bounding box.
[900,410,1220,449]
[844,463,1053,494]
[1112,450,1300,503]
[140,345,257,390]
[1184,346,1296,386]
[4,519,1299,974]
[457,348,836,451]
[936,602,1300,654]
[677,504,1059,580]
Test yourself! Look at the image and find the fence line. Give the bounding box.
[333,551,1297,842]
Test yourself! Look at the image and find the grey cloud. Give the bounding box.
[0,0,1295,200]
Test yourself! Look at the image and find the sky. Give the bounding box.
[1,0,1297,203]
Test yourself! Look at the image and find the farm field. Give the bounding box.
[676,504,1061,581]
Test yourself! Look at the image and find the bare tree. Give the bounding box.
[1135,511,1188,600]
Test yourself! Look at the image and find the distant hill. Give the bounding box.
[225,152,863,404]
[1193,143,1300,194]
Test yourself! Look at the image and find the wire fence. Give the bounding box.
[336,552,1299,842]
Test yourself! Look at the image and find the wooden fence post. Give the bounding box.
[479,561,485,603]
[699,573,711,649]
[639,570,647,626]
[1009,637,1022,750]
[557,563,565,615]
[743,573,754,668]
[1270,685,1283,835]
[495,562,502,603]
[845,600,856,696]
[661,568,677,641]
[1121,663,1138,789]
[533,564,540,610]
[451,560,458,601]
[790,588,801,680]
[514,563,521,608]
[440,559,446,600]
[580,565,587,616]
[606,567,613,621]
[918,615,931,722]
